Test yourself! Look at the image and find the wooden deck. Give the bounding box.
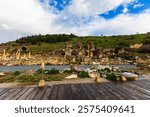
[0,79,150,100]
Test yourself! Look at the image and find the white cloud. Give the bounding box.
[81,9,150,36]
[0,0,150,43]
[122,7,129,13]
[0,0,61,43]
[67,0,136,17]
[133,3,144,8]
[1,24,13,30]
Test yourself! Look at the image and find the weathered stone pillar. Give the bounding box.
[28,52,31,59]
[3,49,6,60]
[16,50,20,60]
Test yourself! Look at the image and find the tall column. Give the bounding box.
[3,49,6,60]
[17,50,20,60]
[28,52,31,59]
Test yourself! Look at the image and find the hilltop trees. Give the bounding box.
[16,34,77,45]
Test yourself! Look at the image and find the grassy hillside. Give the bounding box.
[1,33,150,53]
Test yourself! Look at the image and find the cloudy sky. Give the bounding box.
[0,0,150,43]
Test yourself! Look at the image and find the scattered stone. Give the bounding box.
[121,72,138,81]
[116,75,121,81]
[112,66,119,72]
[95,77,102,84]
[98,65,112,71]
[88,72,98,79]
[0,72,5,76]
[38,80,46,87]
[65,74,78,79]
[122,76,127,82]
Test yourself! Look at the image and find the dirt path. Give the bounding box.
[0,74,149,88]
[0,78,109,88]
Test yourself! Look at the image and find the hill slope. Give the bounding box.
[1,33,150,53]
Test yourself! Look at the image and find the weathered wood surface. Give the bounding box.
[0,80,150,100]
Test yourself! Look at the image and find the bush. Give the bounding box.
[14,71,20,76]
[143,39,150,44]
[78,71,89,78]
[46,69,60,75]
[36,69,43,74]
[63,69,72,73]
[106,73,117,81]
[104,68,111,72]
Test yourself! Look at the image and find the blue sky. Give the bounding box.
[48,0,149,18]
[0,0,150,43]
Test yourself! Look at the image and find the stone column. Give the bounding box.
[3,49,6,60]
[16,50,20,60]
[28,52,31,59]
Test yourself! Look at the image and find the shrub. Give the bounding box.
[14,71,20,76]
[106,73,117,81]
[46,69,60,75]
[78,71,89,78]
[104,68,111,72]
[63,69,72,73]
[36,69,43,74]
[143,39,150,45]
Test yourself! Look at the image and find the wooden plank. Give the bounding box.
[69,84,78,100]
[26,87,39,100]
[18,88,34,100]
[100,83,122,100]
[113,83,147,100]
[66,84,73,100]
[97,83,118,100]
[102,83,125,100]
[0,88,9,96]
[117,83,146,100]
[3,88,22,100]
[42,86,53,100]
[84,84,99,100]
[87,84,104,100]
[57,85,65,100]
[104,83,134,100]
[63,84,73,100]
[92,83,109,100]
[69,84,84,100]
[131,81,150,90]
[78,84,89,100]
[11,88,28,100]
[49,85,59,100]
[0,88,17,100]
[0,89,5,93]
[1,80,150,100]
[126,82,150,96]
[33,87,47,100]
[124,83,150,99]
[80,84,95,100]
[145,79,150,82]
[90,84,106,100]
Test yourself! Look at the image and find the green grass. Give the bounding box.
[28,42,64,53]
[71,34,147,49]
[1,33,149,53]
[78,71,89,78]
[0,71,70,83]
